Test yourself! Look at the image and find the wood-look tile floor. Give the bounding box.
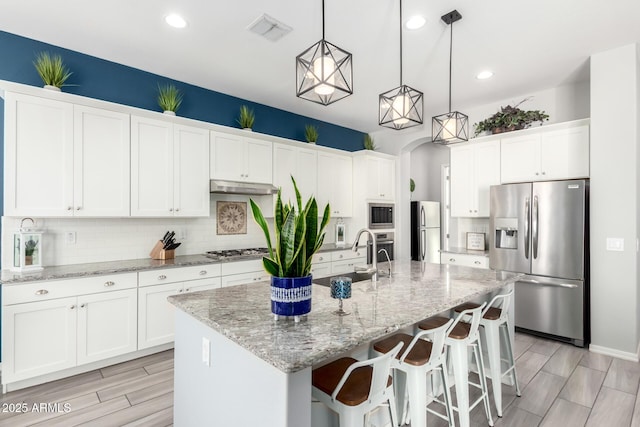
[0,333,639,426]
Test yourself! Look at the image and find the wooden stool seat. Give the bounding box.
[373,333,433,366]
[454,302,502,320]
[312,357,392,407]
[418,316,471,340]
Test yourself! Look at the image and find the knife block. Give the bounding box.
[150,240,175,260]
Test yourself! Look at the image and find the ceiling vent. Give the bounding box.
[247,13,292,42]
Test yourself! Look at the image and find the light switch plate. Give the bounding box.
[606,237,624,251]
[202,337,210,366]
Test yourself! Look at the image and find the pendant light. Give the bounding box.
[432,10,468,144]
[296,0,353,105]
[379,0,423,130]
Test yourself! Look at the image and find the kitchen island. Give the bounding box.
[167,260,519,427]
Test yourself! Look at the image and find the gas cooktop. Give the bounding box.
[204,248,269,261]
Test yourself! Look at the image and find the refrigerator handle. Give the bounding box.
[532,195,539,259]
[420,229,426,261]
[524,197,530,260]
[420,206,425,227]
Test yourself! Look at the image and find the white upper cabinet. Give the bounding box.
[4,93,74,216]
[450,140,501,217]
[210,131,272,184]
[500,121,589,183]
[317,151,353,217]
[131,116,209,217]
[273,143,317,203]
[356,154,396,201]
[73,105,130,216]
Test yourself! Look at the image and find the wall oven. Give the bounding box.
[368,203,394,229]
[367,232,394,264]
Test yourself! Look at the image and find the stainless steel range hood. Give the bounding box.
[209,180,278,196]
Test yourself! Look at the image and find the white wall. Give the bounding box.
[1,195,353,268]
[589,43,640,357]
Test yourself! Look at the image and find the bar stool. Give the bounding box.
[418,303,494,427]
[371,318,455,427]
[312,342,403,427]
[453,290,521,417]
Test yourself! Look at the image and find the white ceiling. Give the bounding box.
[2,0,639,134]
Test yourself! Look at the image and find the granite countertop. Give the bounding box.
[168,260,520,373]
[0,244,360,285]
[440,246,489,257]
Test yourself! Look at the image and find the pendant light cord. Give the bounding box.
[399,0,403,86]
[448,17,453,112]
[322,0,325,40]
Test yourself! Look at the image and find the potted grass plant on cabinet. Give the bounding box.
[33,52,73,91]
[250,176,330,321]
[157,83,183,115]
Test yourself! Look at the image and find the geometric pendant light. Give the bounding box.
[296,0,353,105]
[432,10,469,144]
[379,0,424,130]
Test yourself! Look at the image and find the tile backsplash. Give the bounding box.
[1,195,352,269]
[448,217,490,250]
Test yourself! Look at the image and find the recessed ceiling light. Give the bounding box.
[165,14,187,28]
[406,15,426,30]
[476,70,494,80]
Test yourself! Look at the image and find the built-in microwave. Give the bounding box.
[368,203,394,229]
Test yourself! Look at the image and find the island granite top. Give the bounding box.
[168,260,520,373]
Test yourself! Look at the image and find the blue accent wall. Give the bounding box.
[0,31,365,150]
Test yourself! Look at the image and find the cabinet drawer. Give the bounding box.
[310,263,331,279]
[312,252,331,264]
[3,273,137,305]
[440,253,489,269]
[220,259,264,276]
[331,257,367,274]
[330,249,365,262]
[221,271,270,288]
[138,264,221,287]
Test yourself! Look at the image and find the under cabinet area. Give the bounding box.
[4,93,131,217]
[1,273,138,385]
[131,116,210,217]
[210,131,273,184]
[450,140,501,217]
[501,121,589,183]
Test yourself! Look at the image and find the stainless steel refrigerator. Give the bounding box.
[411,201,441,263]
[489,179,589,347]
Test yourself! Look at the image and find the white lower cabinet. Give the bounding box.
[138,267,221,350]
[440,252,489,269]
[2,273,138,384]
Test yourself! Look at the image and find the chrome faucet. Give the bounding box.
[352,228,378,281]
[378,248,392,277]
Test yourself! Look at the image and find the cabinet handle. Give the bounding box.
[178,289,183,293]
[158,275,167,280]
[185,288,190,292]
[474,261,481,265]
[535,172,539,176]
[339,254,343,259]
[67,206,73,211]
[70,305,76,310]
[542,171,546,175]
[76,206,82,210]
[199,270,207,275]
[318,257,324,261]
[35,289,49,296]
[175,208,180,212]
[80,303,86,308]
[169,208,173,212]
[104,281,115,287]
[449,258,456,262]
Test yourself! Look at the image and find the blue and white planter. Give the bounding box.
[271,275,312,321]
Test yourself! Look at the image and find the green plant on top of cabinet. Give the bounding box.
[237,105,255,130]
[316,151,353,217]
[305,124,319,144]
[210,131,273,184]
[131,116,210,217]
[4,93,131,217]
[450,140,501,217]
[33,51,73,90]
[157,83,183,115]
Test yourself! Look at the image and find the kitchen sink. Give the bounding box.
[313,271,377,287]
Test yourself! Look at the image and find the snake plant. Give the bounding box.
[33,52,72,88]
[250,176,330,278]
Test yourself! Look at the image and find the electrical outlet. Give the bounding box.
[178,228,187,240]
[65,231,76,245]
[606,237,624,252]
[202,337,210,366]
